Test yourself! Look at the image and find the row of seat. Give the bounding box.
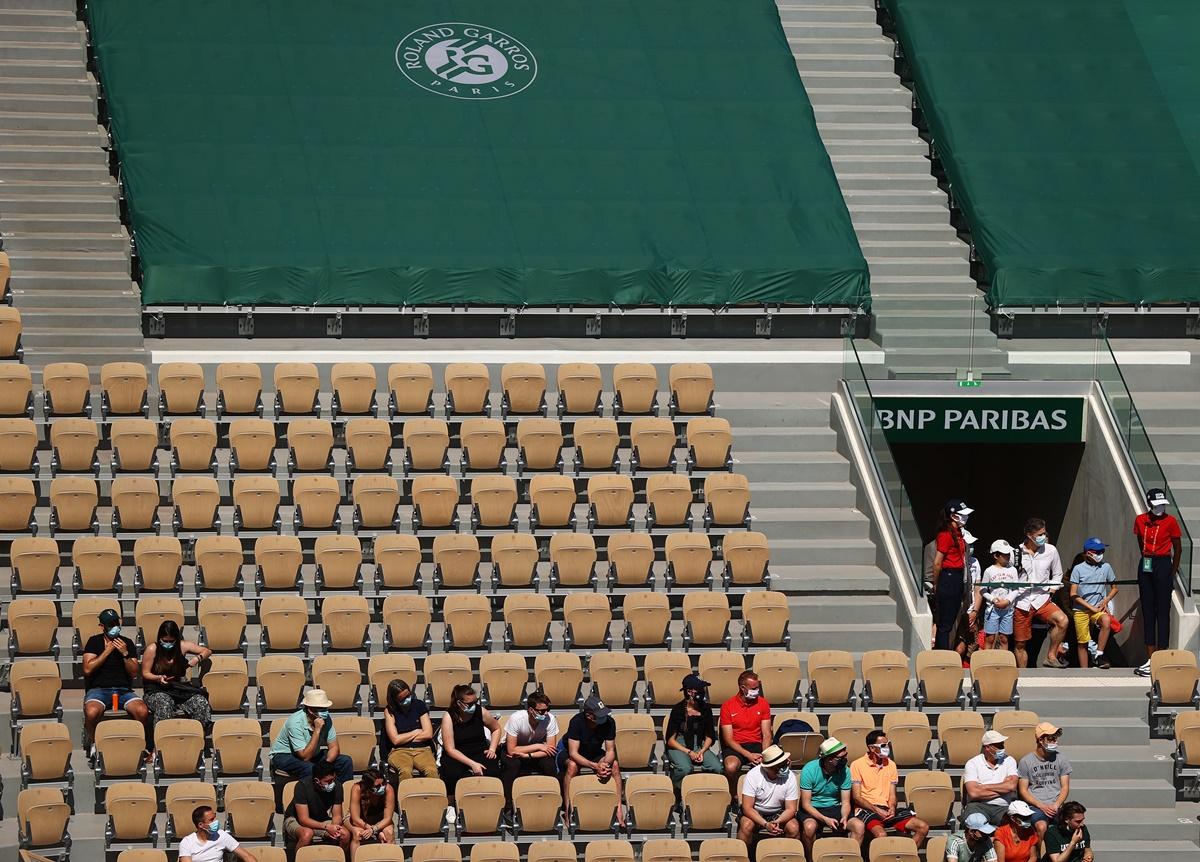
[0,472,754,535]
[3,361,717,421]
[0,416,735,477]
[0,301,21,361]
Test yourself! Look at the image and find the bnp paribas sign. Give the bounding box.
[873,397,1085,444]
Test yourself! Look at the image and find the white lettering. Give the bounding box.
[1050,409,1068,431]
[918,409,935,428]
[1011,410,1030,431]
[896,410,915,431]
[943,409,962,430]
[1029,410,1050,430]
[981,409,1000,430]
[960,410,980,430]
[877,410,895,431]
[463,27,479,38]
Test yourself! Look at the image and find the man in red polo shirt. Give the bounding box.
[720,670,772,798]
[1133,488,1183,676]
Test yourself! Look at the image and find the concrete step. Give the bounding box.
[769,538,880,567]
[0,24,82,45]
[0,40,84,61]
[867,258,971,277]
[788,37,895,56]
[0,0,80,11]
[824,139,929,156]
[860,240,967,259]
[807,87,913,107]
[0,127,103,147]
[793,54,894,73]
[11,287,140,308]
[0,213,122,232]
[0,161,111,181]
[873,328,997,350]
[788,621,904,652]
[776,6,878,25]
[838,173,939,191]
[817,123,926,142]
[0,8,78,28]
[9,269,133,290]
[814,104,915,125]
[16,346,147,368]
[733,426,839,452]
[0,108,104,131]
[0,194,118,216]
[1087,841,1200,862]
[5,249,129,272]
[737,480,858,508]
[0,57,91,78]
[1,231,128,251]
[870,274,979,291]
[853,224,959,242]
[1082,808,1200,842]
[789,593,897,625]
[829,156,934,175]
[20,328,146,349]
[0,143,106,165]
[14,306,143,329]
[871,295,987,312]
[781,22,886,39]
[1069,778,1178,809]
[797,70,909,89]
[846,204,949,223]
[771,564,891,593]
[0,74,95,96]
[752,507,870,540]
[737,451,851,483]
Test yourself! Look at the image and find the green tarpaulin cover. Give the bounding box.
[87,0,868,309]
[882,0,1200,308]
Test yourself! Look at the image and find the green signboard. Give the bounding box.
[874,398,1085,444]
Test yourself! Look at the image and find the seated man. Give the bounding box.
[946,813,998,862]
[557,694,624,827]
[1044,801,1092,862]
[283,760,353,857]
[961,730,1018,827]
[736,744,800,847]
[82,607,150,750]
[850,730,930,847]
[179,805,257,862]
[720,670,773,798]
[502,691,559,805]
[800,738,865,860]
[270,688,354,784]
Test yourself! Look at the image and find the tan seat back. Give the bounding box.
[134,536,183,592]
[43,362,91,417]
[158,362,206,415]
[387,363,434,416]
[529,474,577,528]
[110,418,159,472]
[50,476,98,532]
[287,419,334,471]
[353,475,401,529]
[624,593,671,647]
[607,532,654,587]
[172,476,220,531]
[374,533,421,588]
[550,532,597,588]
[460,418,507,471]
[573,418,619,471]
[273,362,320,414]
[195,535,244,590]
[665,531,712,585]
[443,594,492,648]
[491,532,539,588]
[533,652,583,707]
[169,418,217,473]
[587,474,634,528]
[229,418,277,472]
[433,533,481,589]
[50,418,98,473]
[345,418,392,471]
[612,363,658,416]
[0,476,36,531]
[412,474,460,528]
[216,363,263,416]
[669,363,715,415]
[703,473,751,527]
[233,475,281,530]
[101,362,149,416]
[501,363,547,416]
[445,363,490,415]
[330,362,378,416]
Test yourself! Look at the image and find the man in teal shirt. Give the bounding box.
[800,738,865,860]
[270,689,354,784]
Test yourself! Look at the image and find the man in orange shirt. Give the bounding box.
[719,670,772,798]
[850,730,929,848]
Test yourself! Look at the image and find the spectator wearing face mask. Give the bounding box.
[931,499,973,650]
[179,805,256,862]
[270,689,354,784]
[737,744,800,847]
[1134,488,1182,676]
[993,801,1040,862]
[141,619,212,728]
[347,767,395,857]
[961,730,1018,827]
[82,607,149,751]
[439,684,502,802]
[1013,518,1069,669]
[976,540,1017,652]
[558,694,624,828]
[1017,723,1070,838]
[283,760,352,856]
[666,674,721,788]
[850,730,929,847]
[1069,540,1117,670]
[800,738,865,855]
[720,670,773,798]
[381,678,436,781]
[502,691,559,805]
[956,530,983,661]
[947,812,999,862]
[1044,801,1092,862]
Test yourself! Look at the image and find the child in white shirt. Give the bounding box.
[974,539,1018,650]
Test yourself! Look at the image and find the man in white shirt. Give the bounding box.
[960,731,1019,827]
[502,691,560,806]
[736,744,800,848]
[178,805,256,862]
[1012,518,1069,669]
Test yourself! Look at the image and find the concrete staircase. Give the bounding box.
[0,0,144,369]
[776,0,1006,379]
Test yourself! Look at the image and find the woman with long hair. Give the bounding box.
[931,499,973,650]
[348,767,396,858]
[438,684,501,801]
[140,619,212,725]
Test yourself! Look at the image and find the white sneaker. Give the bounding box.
[1087,642,1099,658]
[1134,661,1152,677]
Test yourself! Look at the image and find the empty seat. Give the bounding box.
[970,649,1019,706]
[194,535,244,590]
[612,363,658,418]
[549,532,597,589]
[861,650,911,708]
[664,532,712,587]
[374,533,422,590]
[433,533,481,590]
[345,418,392,472]
[443,593,492,649]
[623,593,671,648]
[292,475,342,531]
[397,777,450,837]
[43,362,91,417]
[330,362,378,417]
[133,536,183,593]
[460,418,507,472]
[0,477,37,532]
[216,363,263,417]
[413,846,463,862]
[19,721,74,785]
[587,842,635,862]
[111,418,160,473]
[6,599,58,656]
[223,780,276,840]
[479,653,529,708]
[697,652,745,704]
[1151,650,1200,708]
[353,475,401,531]
[171,476,220,532]
[153,718,206,780]
[573,418,619,473]
[645,474,694,529]
[258,595,309,652]
[700,840,749,862]
[915,650,966,708]
[568,774,619,835]
[812,839,863,862]
[94,719,148,780]
[564,593,613,649]
[10,659,62,723]
[312,654,363,711]
[501,363,547,417]
[50,418,99,475]
[680,774,731,835]
[703,473,750,529]
[529,474,577,529]
[590,652,639,707]
[255,654,306,713]
[274,362,320,415]
[254,535,302,591]
[287,419,334,473]
[503,593,552,649]
[322,595,371,650]
[511,775,562,836]
[10,537,61,595]
[630,418,677,473]
[587,475,634,530]
[445,363,491,416]
[901,771,953,829]
[685,417,732,473]
[228,418,277,473]
[0,418,37,473]
[642,839,693,862]
[869,837,919,862]
[382,594,432,652]
[491,533,539,591]
[367,654,418,711]
[557,364,603,416]
[755,839,805,862]
[0,363,32,417]
[387,363,434,417]
[533,652,583,708]
[741,591,791,648]
[158,362,206,416]
[606,532,654,589]
[134,596,184,645]
[826,712,875,762]
[881,711,932,768]
[101,363,149,418]
[468,476,517,531]
[936,711,984,768]
[72,535,121,593]
[412,475,460,530]
[337,715,381,771]
[753,652,803,707]
[424,653,473,708]
[111,476,161,533]
[669,363,715,416]
[233,476,281,532]
[169,418,217,475]
[49,476,98,534]
[471,841,520,862]
[643,652,693,708]
[313,534,362,591]
[808,650,857,707]
[456,775,507,834]
[203,655,250,713]
[516,418,564,473]
[17,787,71,853]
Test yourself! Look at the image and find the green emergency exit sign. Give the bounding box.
[873,397,1085,443]
[958,379,982,388]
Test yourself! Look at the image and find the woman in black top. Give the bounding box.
[665,674,721,788]
[438,684,501,801]
[140,619,212,727]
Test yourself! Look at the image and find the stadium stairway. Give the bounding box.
[776,0,1007,380]
[0,0,145,369]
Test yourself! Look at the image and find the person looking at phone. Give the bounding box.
[141,619,212,727]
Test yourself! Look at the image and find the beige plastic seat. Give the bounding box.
[664,532,712,587]
[367,653,418,710]
[556,363,603,416]
[387,363,435,417]
[228,418,277,473]
[287,419,334,473]
[258,594,309,652]
[322,595,371,650]
[374,533,422,590]
[470,475,518,530]
[516,417,564,473]
[433,533,481,590]
[685,417,733,472]
[755,839,806,862]
[812,839,863,862]
[20,722,74,783]
[194,535,244,591]
[424,653,473,708]
[212,718,266,778]
[703,473,750,529]
[345,417,392,472]
[254,535,302,591]
[43,362,91,417]
[586,843,635,862]
[165,783,216,842]
[643,652,693,707]
[549,532,597,589]
[169,418,217,475]
[273,362,320,415]
[70,596,119,649]
[49,476,98,534]
[827,712,875,762]
[741,591,791,648]
[700,840,750,862]
[1174,711,1200,768]
[808,650,857,707]
[445,363,491,416]
[612,363,658,417]
[1151,650,1200,707]
[256,654,306,713]
[680,773,731,834]
[881,710,932,768]
[154,718,205,779]
[0,477,36,532]
[245,849,287,862]
[623,593,671,648]
[413,846,463,862]
[10,659,62,722]
[94,719,147,779]
[0,418,37,472]
[110,418,159,473]
[587,474,634,530]
[471,842,520,862]
[444,593,493,649]
[645,474,694,529]
[412,474,460,529]
[925,837,948,862]
[697,652,746,704]
[456,776,507,834]
[606,532,654,589]
[382,594,432,651]
[398,777,450,836]
[915,649,966,707]
[312,534,362,591]
[0,363,33,417]
[572,417,619,473]
[216,363,263,417]
[936,711,984,767]
[171,476,220,532]
[669,364,715,417]
[330,362,378,417]
[72,536,121,593]
[16,787,71,852]
[460,418,508,472]
[6,599,58,656]
[479,653,529,709]
[133,536,183,593]
[533,652,583,707]
[970,648,1019,706]
[134,596,184,645]
[312,654,363,710]
[223,780,276,840]
[10,537,61,595]
[353,474,401,531]
[614,715,656,770]
[501,363,547,417]
[630,417,677,473]
[111,476,161,533]
[861,650,911,708]
[528,474,577,529]
[100,362,149,418]
[503,593,552,649]
[233,475,281,532]
[292,475,342,531]
[901,771,954,829]
[569,774,620,834]
[590,652,639,706]
[204,655,250,713]
[992,710,1040,763]
[511,775,562,836]
[869,837,919,862]
[642,839,693,862]
[158,362,206,416]
[753,651,802,706]
[772,712,824,765]
[491,532,539,590]
[50,418,99,475]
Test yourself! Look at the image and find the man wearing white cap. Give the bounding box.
[961,730,1018,827]
[800,738,865,858]
[270,688,354,784]
[946,812,998,862]
[736,744,800,847]
[1133,487,1183,676]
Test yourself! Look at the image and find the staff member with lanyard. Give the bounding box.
[931,499,973,650]
[1133,488,1182,677]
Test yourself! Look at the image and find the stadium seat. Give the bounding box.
[807,650,857,708]
[223,780,276,841]
[664,533,712,588]
[293,474,342,531]
[869,837,919,862]
[194,535,244,591]
[314,535,362,591]
[444,593,493,649]
[573,418,620,473]
[0,476,37,533]
[153,718,206,781]
[586,842,635,862]
[461,418,508,472]
[860,650,911,708]
[456,776,506,834]
[445,363,491,416]
[491,532,540,591]
[374,534,421,589]
[256,655,305,714]
[413,846,462,862]
[936,711,984,768]
[516,417,564,473]
[479,653,528,708]
[827,712,875,761]
[321,595,371,650]
[926,837,947,862]
[345,418,392,472]
[612,363,658,418]
[157,362,206,416]
[700,651,748,704]
[111,476,161,533]
[549,532,597,589]
[49,476,98,535]
[228,418,277,473]
[623,593,671,649]
[901,771,953,829]
[568,774,620,835]
[134,596,184,645]
[511,775,562,837]
[753,652,803,707]
[387,363,435,418]
[881,710,932,768]
[299,847,348,862]
[589,652,639,707]
[17,787,71,854]
[10,660,63,730]
[643,651,692,708]
[100,362,149,418]
[970,649,1019,707]
[164,783,216,842]
[503,593,552,649]
[915,650,967,708]
[49,418,98,476]
[287,418,334,473]
[534,652,583,708]
[669,364,715,417]
[171,476,221,532]
[629,417,677,472]
[258,595,309,653]
[10,537,61,596]
[397,777,450,837]
[133,536,183,593]
[680,774,731,836]
[606,532,654,590]
[556,364,603,416]
[0,418,37,472]
[72,536,122,593]
[216,363,263,417]
[424,653,473,708]
[645,474,694,530]
[330,362,378,417]
[773,712,823,764]
[613,713,656,769]
[367,654,419,712]
[71,597,119,653]
[703,473,750,529]
[0,363,33,417]
[812,838,862,862]
[353,475,401,531]
[563,593,612,649]
[19,722,73,787]
[756,839,806,862]
[1174,711,1200,774]
[245,849,286,862]
[169,418,217,475]
[471,845,518,862]
[501,364,549,418]
[212,718,264,779]
[643,839,692,862]
[43,362,91,417]
[741,591,791,649]
[382,594,432,652]
[312,655,363,711]
[412,474,460,530]
[700,840,749,862]
[470,475,518,530]
[111,418,159,473]
[991,711,1040,762]
[683,592,731,648]
[273,362,320,415]
[1150,650,1200,715]
[433,533,482,591]
[204,655,250,713]
[529,474,578,529]
[233,476,282,533]
[7,599,58,657]
[94,720,148,781]
[254,535,302,591]
[587,475,634,530]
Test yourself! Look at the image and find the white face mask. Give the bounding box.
[876,745,891,760]
[953,513,969,526]
[1151,504,1167,516]
[1090,553,1104,564]
[744,688,761,700]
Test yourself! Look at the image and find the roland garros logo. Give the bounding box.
[396,22,537,100]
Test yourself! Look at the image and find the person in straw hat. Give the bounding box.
[736,743,800,847]
[270,688,354,784]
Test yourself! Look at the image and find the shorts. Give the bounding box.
[1028,808,1051,826]
[984,606,1014,635]
[84,688,142,710]
[803,805,849,833]
[854,807,916,833]
[1013,603,1059,642]
[284,817,335,843]
[725,742,763,768]
[1073,609,1105,642]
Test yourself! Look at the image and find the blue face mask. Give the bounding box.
[206,820,220,838]
[1033,535,1047,547]
[159,640,176,651]
[107,625,121,638]
[319,710,331,722]
[462,703,478,715]
[373,784,387,796]
[399,695,413,707]
[532,712,549,723]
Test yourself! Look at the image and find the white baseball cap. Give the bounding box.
[981,730,1008,746]
[990,539,1014,555]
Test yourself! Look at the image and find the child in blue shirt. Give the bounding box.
[1069,537,1118,670]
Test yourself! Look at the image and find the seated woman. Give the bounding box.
[438,684,501,802]
[141,619,212,727]
[348,768,396,858]
[665,674,722,789]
